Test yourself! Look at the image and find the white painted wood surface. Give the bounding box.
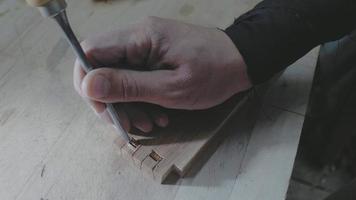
[0,0,317,199]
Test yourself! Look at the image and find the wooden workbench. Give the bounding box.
[0,0,318,199]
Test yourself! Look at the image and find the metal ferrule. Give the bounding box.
[38,0,67,17]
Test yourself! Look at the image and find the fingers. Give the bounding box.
[80,67,176,107]
[111,105,131,131]
[79,29,131,67]
[74,59,86,96]
[75,63,171,133]
[151,110,169,127]
[142,105,169,127]
[85,98,169,133]
[123,104,153,133]
[72,18,173,133]
[86,99,132,131]
[73,27,150,96]
[79,25,153,68]
[85,98,106,115]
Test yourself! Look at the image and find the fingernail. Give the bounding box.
[92,75,110,98]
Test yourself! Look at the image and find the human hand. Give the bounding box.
[74,17,252,133]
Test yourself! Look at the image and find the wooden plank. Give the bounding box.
[115,82,273,183]
[0,0,43,53]
[0,0,257,198]
[116,92,251,183]
[0,0,315,199]
[263,48,318,115]
[228,106,305,200]
[172,91,263,200]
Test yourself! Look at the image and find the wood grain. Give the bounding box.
[0,0,317,199]
[115,92,251,182]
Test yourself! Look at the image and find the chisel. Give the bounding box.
[26,0,131,142]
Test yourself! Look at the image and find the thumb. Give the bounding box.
[81,68,176,106]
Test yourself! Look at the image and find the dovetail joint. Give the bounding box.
[149,150,163,162]
[129,138,140,148]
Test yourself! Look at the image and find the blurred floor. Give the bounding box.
[286,34,356,200]
[286,155,353,200]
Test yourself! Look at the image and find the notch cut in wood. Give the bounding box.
[149,150,163,162]
[115,91,254,183]
[128,138,140,149]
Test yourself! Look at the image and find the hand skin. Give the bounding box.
[74,16,252,133]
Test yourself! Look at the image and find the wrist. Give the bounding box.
[219,29,253,94]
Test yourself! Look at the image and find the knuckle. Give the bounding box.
[171,69,195,89]
[138,17,168,50]
[163,70,202,108]
[117,73,140,101]
[163,82,189,107]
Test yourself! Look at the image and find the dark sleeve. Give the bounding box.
[225,0,356,84]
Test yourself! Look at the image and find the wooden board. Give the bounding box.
[115,92,251,183]
[0,0,318,199]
